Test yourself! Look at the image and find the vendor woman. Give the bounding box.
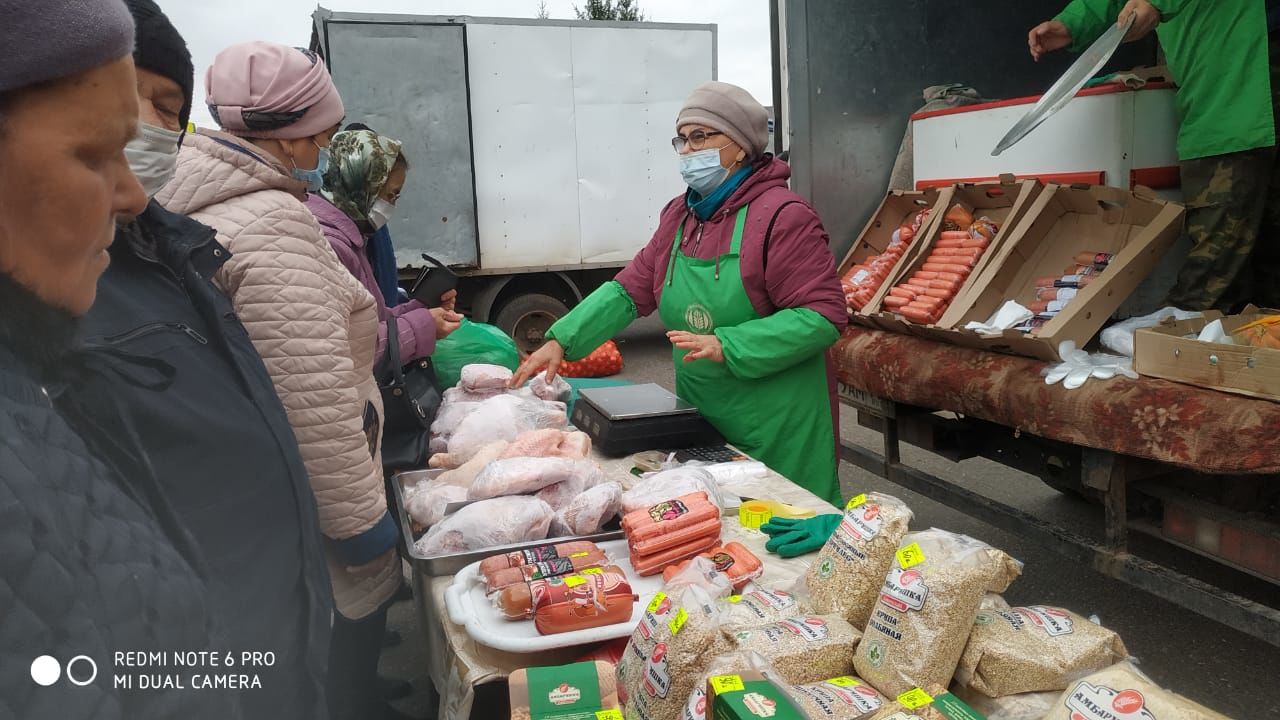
[511,81,848,505]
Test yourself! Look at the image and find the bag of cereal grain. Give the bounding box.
[1040,662,1234,720]
[955,605,1128,697]
[786,675,887,719]
[724,615,862,685]
[806,493,913,628]
[854,529,1022,698]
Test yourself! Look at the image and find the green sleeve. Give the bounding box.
[1146,0,1188,20]
[1055,0,1125,52]
[713,308,840,381]
[545,281,637,361]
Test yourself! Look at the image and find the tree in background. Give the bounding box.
[536,1,550,18]
[575,0,645,21]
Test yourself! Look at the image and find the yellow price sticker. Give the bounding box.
[647,592,667,614]
[846,493,868,510]
[897,688,934,709]
[596,710,624,720]
[571,551,590,558]
[668,608,689,635]
[727,595,743,604]
[897,542,926,569]
[825,677,859,687]
[564,575,586,588]
[581,567,603,575]
[709,675,745,694]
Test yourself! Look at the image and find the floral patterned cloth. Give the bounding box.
[833,327,1280,474]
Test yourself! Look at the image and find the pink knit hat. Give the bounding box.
[205,41,344,139]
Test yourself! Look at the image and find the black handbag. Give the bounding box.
[376,319,442,472]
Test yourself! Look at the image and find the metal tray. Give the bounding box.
[390,469,625,577]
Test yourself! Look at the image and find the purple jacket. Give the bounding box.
[305,194,436,364]
[615,156,847,330]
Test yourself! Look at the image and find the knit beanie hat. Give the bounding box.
[0,0,135,95]
[676,81,770,161]
[124,0,193,129]
[205,41,345,140]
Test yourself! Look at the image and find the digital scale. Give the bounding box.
[572,383,724,457]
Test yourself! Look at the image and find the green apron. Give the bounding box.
[658,205,840,506]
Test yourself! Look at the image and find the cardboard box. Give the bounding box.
[707,673,806,720]
[859,177,1045,336]
[939,183,1185,360]
[1133,309,1280,402]
[508,661,621,720]
[838,187,953,327]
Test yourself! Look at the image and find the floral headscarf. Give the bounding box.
[321,129,404,233]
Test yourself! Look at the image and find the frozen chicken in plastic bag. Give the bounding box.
[414,496,553,556]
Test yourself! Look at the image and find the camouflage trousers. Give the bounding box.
[1166,146,1280,312]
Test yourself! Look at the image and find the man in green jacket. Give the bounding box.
[1030,0,1279,312]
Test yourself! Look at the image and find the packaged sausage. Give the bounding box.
[660,542,764,591]
[533,569,638,636]
[630,530,721,577]
[509,660,620,720]
[499,564,634,620]
[942,204,974,231]
[479,540,602,576]
[483,548,609,593]
[624,492,723,557]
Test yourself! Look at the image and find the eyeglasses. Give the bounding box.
[671,130,725,152]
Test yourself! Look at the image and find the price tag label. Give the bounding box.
[581,567,603,575]
[897,688,934,709]
[897,542,926,569]
[727,595,743,604]
[708,675,745,694]
[564,575,586,588]
[596,710,624,720]
[826,677,859,687]
[668,608,689,635]
[571,551,590,558]
[647,592,667,614]
[846,493,867,510]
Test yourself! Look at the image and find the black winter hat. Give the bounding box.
[124,0,194,129]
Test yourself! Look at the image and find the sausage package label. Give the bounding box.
[879,566,930,613]
[1065,681,1157,720]
[648,498,690,523]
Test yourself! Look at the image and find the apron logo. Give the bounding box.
[685,304,714,334]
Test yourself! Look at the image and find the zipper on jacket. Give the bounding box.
[104,322,208,346]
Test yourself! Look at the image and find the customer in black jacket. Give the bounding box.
[75,2,335,718]
[0,1,239,718]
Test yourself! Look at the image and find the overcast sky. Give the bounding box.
[156,0,772,128]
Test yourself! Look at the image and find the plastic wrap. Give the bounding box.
[622,467,723,514]
[528,373,572,402]
[806,492,913,627]
[1100,306,1203,357]
[955,605,1129,697]
[501,428,592,460]
[536,461,604,512]
[854,529,1023,698]
[468,458,603,501]
[551,481,623,536]
[952,686,1059,720]
[414,496,554,556]
[436,441,508,487]
[405,480,470,530]
[460,363,513,391]
[445,394,568,466]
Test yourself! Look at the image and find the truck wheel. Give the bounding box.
[495,293,569,355]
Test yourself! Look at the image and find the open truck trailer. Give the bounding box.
[771,1,1280,647]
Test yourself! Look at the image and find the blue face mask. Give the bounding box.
[679,147,730,196]
[292,142,329,193]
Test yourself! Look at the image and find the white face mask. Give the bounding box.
[124,123,183,198]
[368,197,396,230]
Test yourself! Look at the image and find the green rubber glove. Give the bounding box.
[760,514,843,558]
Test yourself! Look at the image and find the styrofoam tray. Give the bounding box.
[442,538,664,653]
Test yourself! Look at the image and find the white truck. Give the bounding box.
[311,9,716,351]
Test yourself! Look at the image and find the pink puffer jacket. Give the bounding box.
[157,129,399,620]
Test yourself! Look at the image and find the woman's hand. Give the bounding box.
[509,339,565,387]
[1118,0,1160,42]
[1028,19,1072,61]
[667,331,724,363]
[431,307,463,339]
[439,289,458,313]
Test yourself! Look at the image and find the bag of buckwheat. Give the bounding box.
[724,614,862,685]
[952,684,1059,720]
[786,675,887,719]
[955,604,1128,697]
[719,583,812,627]
[618,560,733,720]
[1040,662,1233,720]
[854,529,1022,698]
[806,493,914,628]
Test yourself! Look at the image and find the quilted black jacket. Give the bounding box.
[0,342,240,720]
